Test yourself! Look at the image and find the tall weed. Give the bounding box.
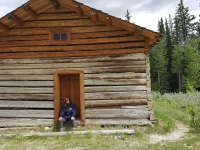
[152,91,200,132]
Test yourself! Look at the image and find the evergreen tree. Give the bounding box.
[124,10,132,22]
[165,19,176,91]
[173,0,196,44]
[150,39,169,93]
[158,18,165,35]
[172,38,200,92]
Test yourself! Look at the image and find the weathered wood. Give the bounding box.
[0,49,147,59]
[86,118,151,125]
[0,66,145,75]
[85,99,147,107]
[0,79,146,87]
[0,87,53,94]
[0,53,146,63]
[0,61,145,69]
[0,36,144,47]
[0,118,53,127]
[0,26,122,36]
[121,105,147,109]
[85,79,147,85]
[0,110,53,118]
[0,23,10,32]
[85,108,150,119]
[85,92,148,100]
[0,94,53,100]
[36,13,89,20]
[85,85,147,92]
[147,101,153,110]
[0,39,141,51]
[23,5,39,19]
[0,75,53,81]
[149,113,155,121]
[0,100,53,108]
[0,81,53,87]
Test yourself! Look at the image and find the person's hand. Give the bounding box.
[71,117,75,120]
[58,117,62,121]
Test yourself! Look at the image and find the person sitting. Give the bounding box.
[58,96,76,132]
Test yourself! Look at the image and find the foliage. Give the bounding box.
[172,38,200,92]
[152,91,200,132]
[151,0,200,92]
[150,39,169,93]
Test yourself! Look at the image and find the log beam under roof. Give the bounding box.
[49,0,60,10]
[0,23,10,32]
[134,27,143,37]
[144,37,150,54]
[74,3,83,18]
[89,10,98,23]
[23,5,38,19]
[106,16,112,27]
[7,14,24,27]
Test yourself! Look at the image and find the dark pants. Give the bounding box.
[59,117,75,130]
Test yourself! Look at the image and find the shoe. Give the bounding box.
[60,128,63,132]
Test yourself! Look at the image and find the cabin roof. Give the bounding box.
[0,0,161,47]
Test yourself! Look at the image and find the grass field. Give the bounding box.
[0,92,200,150]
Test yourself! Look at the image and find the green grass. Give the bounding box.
[0,92,200,150]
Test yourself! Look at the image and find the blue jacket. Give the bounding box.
[59,98,76,120]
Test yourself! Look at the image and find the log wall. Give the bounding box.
[0,5,153,127]
[0,53,152,127]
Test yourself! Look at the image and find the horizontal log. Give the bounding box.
[0,61,145,69]
[0,100,53,108]
[37,13,90,20]
[85,73,146,79]
[0,26,122,36]
[0,79,146,87]
[85,99,147,107]
[85,108,149,119]
[121,105,147,109]
[85,85,147,92]
[44,5,74,13]
[0,75,53,81]
[0,81,53,87]
[0,94,53,100]
[0,49,148,59]
[0,36,144,47]
[85,79,147,85]
[85,92,148,100]
[22,19,105,28]
[0,66,146,75]
[0,118,53,127]
[86,119,151,125]
[0,31,134,42]
[0,53,146,63]
[0,87,53,94]
[0,110,53,118]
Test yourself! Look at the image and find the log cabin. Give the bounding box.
[0,0,161,127]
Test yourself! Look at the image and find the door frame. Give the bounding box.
[54,70,85,125]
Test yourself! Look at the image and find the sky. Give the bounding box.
[0,0,199,32]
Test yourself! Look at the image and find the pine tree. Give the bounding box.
[124,10,132,22]
[158,18,165,35]
[165,19,176,91]
[174,0,196,44]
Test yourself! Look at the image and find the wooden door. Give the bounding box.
[54,70,85,125]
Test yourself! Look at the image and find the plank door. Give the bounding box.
[54,70,85,125]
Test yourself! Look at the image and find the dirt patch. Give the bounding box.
[149,122,189,143]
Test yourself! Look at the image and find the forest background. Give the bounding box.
[126,0,200,93]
